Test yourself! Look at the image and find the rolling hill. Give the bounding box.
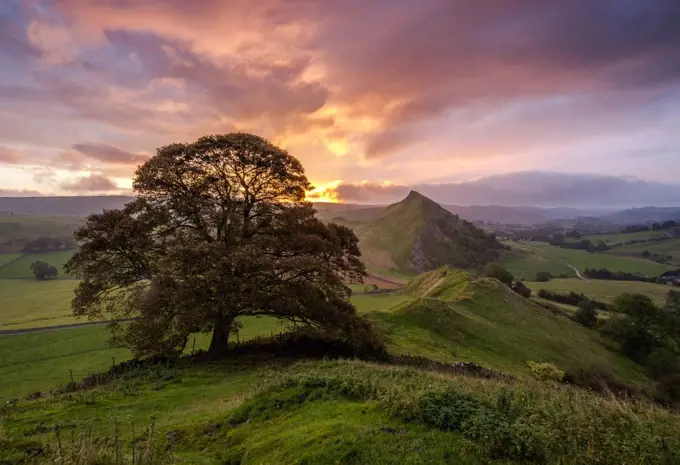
[365,266,649,386]
[353,191,504,273]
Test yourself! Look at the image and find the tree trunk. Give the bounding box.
[208,313,233,357]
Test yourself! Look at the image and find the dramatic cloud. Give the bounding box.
[72,143,148,165]
[319,173,680,208]
[59,174,118,192]
[1,0,680,197]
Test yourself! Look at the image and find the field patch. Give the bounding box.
[0,249,75,279]
[501,241,673,281]
[527,278,674,306]
[0,279,80,329]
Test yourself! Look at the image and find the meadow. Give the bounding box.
[501,241,673,280]
[0,279,79,329]
[0,249,76,279]
[527,278,675,306]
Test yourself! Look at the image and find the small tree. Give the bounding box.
[30,260,58,280]
[485,263,514,287]
[574,300,598,328]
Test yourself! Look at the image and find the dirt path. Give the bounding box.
[566,264,589,281]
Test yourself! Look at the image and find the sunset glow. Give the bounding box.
[1,1,680,202]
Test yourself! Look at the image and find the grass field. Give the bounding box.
[0,249,75,279]
[527,278,674,306]
[501,241,673,281]
[0,279,79,329]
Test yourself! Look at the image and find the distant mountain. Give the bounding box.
[604,207,680,225]
[0,196,132,216]
[353,191,504,273]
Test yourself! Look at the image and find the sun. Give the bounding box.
[306,180,341,203]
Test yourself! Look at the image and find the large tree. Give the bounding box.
[66,133,377,357]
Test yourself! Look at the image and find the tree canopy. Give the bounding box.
[30,260,58,280]
[66,133,379,357]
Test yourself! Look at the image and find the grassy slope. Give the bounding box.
[527,278,673,306]
[0,279,80,329]
[501,241,673,280]
[3,359,679,464]
[0,249,76,279]
[366,267,649,387]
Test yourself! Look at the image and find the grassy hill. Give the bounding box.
[2,358,678,464]
[354,191,503,273]
[365,267,649,387]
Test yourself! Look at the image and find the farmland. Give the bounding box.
[526,278,675,306]
[0,249,76,279]
[501,241,674,281]
[0,279,79,329]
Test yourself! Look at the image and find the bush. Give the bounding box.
[526,361,565,382]
[574,301,598,328]
[485,264,514,287]
[512,281,531,298]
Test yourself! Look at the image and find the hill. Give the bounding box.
[354,191,504,273]
[365,266,649,386]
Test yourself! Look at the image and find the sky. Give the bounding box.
[1,0,680,203]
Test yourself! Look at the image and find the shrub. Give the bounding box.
[485,264,514,287]
[526,361,565,382]
[574,301,598,328]
[512,281,531,298]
